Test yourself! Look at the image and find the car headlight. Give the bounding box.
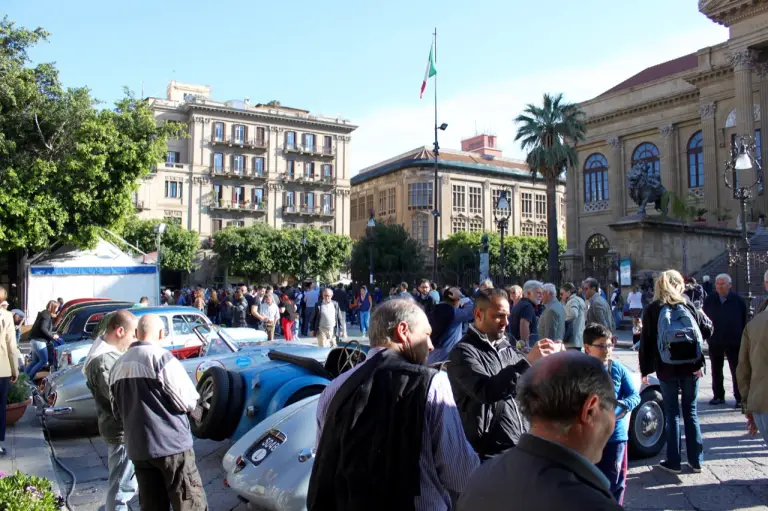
[47,391,57,407]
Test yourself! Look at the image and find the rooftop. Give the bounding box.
[598,53,698,98]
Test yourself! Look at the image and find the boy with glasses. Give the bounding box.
[583,323,640,504]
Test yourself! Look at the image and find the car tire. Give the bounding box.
[628,388,666,459]
[190,366,230,439]
[208,371,245,441]
[285,386,325,407]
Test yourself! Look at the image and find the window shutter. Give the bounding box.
[179,181,183,200]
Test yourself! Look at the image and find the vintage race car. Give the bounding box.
[35,325,328,431]
[53,306,214,370]
[221,364,665,510]
[190,342,367,442]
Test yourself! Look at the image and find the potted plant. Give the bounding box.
[712,208,733,228]
[0,471,64,510]
[6,373,32,426]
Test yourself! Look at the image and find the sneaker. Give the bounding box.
[709,398,725,405]
[688,463,702,473]
[657,461,681,474]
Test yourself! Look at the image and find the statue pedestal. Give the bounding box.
[608,215,741,277]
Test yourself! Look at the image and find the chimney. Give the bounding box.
[461,134,502,158]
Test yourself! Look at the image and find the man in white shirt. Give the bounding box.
[255,294,280,340]
[302,283,320,337]
[310,288,343,348]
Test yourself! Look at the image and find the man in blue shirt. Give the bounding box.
[509,280,542,348]
[583,323,640,504]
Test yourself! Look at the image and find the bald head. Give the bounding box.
[137,314,165,343]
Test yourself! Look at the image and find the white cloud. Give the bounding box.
[350,24,728,173]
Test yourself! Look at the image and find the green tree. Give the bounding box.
[0,18,184,254]
[212,225,351,281]
[514,93,586,282]
[350,224,425,286]
[438,231,566,282]
[118,217,199,271]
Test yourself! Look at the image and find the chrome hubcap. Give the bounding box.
[635,400,664,448]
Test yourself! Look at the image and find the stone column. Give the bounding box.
[659,124,677,194]
[699,102,719,216]
[607,136,623,221]
[728,49,758,138]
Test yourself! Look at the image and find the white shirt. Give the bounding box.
[259,302,280,324]
[627,292,643,309]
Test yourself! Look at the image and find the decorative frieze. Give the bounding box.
[268,182,283,191]
[192,116,210,124]
[659,124,676,139]
[583,200,609,213]
[606,136,621,151]
[698,102,717,120]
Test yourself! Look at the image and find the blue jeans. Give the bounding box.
[301,307,314,336]
[596,440,627,504]
[359,311,370,335]
[106,443,137,511]
[753,413,768,446]
[659,376,703,468]
[613,309,623,329]
[25,340,48,378]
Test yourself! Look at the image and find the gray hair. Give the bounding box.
[518,352,615,429]
[583,277,599,291]
[542,283,557,296]
[480,279,494,289]
[368,299,427,348]
[522,280,543,296]
[715,273,732,285]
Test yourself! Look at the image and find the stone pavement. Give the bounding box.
[0,405,60,493]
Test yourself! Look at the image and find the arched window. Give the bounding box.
[583,153,609,203]
[631,142,660,177]
[687,131,704,188]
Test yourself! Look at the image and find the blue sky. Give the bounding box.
[6,0,727,171]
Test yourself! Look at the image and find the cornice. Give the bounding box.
[700,0,768,27]
[683,65,733,87]
[585,90,700,128]
[184,103,358,134]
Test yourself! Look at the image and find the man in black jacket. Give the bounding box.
[413,278,437,318]
[448,288,556,460]
[456,352,622,511]
[703,273,747,407]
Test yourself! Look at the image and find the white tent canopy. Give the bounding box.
[26,239,159,325]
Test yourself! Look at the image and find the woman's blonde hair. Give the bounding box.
[653,270,686,305]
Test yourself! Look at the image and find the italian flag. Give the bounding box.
[420,42,437,99]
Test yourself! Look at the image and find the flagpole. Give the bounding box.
[432,27,440,283]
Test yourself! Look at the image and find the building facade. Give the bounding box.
[565,1,768,282]
[350,134,566,249]
[136,81,356,239]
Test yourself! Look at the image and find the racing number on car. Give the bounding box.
[195,360,225,382]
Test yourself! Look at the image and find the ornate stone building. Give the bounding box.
[564,1,768,283]
[136,81,355,240]
[350,134,565,253]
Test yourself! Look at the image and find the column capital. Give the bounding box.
[727,49,759,71]
[756,62,768,79]
[606,136,621,151]
[698,101,717,120]
[659,124,676,139]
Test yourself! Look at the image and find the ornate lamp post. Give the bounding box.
[724,134,764,318]
[494,190,512,283]
[367,210,376,285]
[153,222,166,304]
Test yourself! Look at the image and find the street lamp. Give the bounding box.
[153,223,166,304]
[300,230,308,282]
[432,122,448,282]
[724,134,764,318]
[494,190,512,283]
[367,210,376,285]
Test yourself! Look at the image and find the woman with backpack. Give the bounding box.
[639,269,713,474]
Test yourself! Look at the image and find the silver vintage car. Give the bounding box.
[222,367,665,510]
[36,325,330,430]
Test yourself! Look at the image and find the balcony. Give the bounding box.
[282,205,335,218]
[211,137,268,151]
[211,200,268,214]
[153,162,191,173]
[209,167,267,181]
[283,144,335,158]
[135,200,146,211]
[282,173,336,188]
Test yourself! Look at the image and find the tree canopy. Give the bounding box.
[349,223,426,286]
[514,93,586,282]
[116,217,199,271]
[212,225,351,281]
[0,17,183,254]
[438,231,566,283]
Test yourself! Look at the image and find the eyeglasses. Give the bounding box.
[590,343,613,350]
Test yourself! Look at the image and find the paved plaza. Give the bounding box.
[26,328,768,510]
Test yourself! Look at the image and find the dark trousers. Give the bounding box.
[301,306,314,336]
[0,377,9,442]
[709,343,742,402]
[133,449,208,511]
[596,440,628,504]
[659,376,704,468]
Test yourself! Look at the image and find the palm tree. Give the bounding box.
[515,93,586,283]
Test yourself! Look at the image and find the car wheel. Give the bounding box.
[285,386,325,407]
[208,370,245,441]
[628,388,665,459]
[190,366,230,439]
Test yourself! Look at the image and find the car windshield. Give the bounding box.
[198,325,237,357]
